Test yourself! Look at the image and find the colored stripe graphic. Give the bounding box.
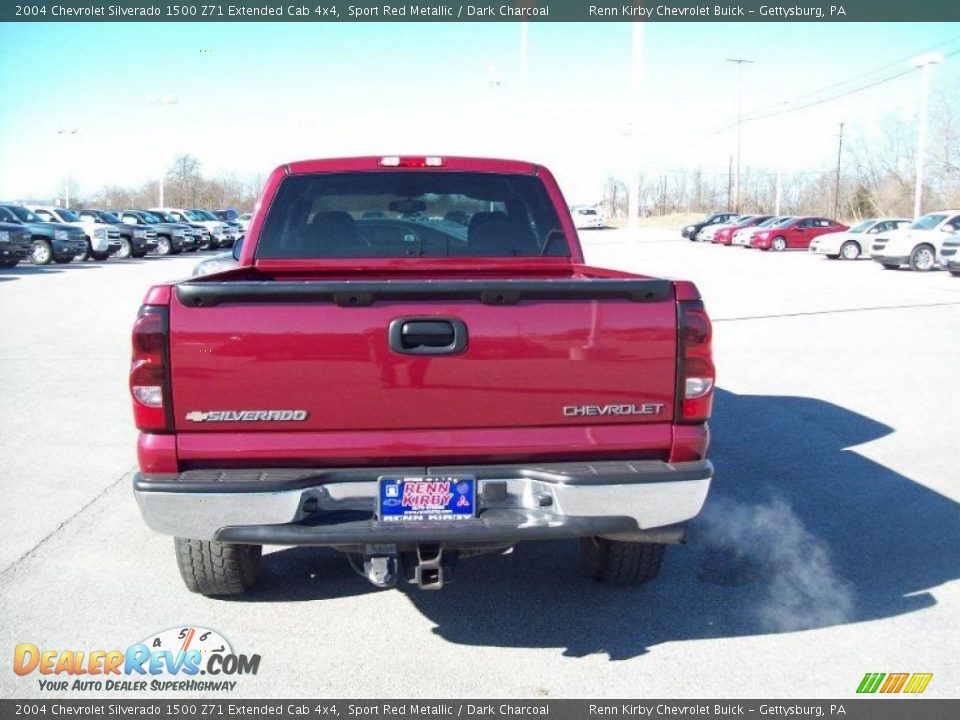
[880,673,909,693]
[857,673,884,693]
[857,672,933,694]
[857,673,885,693]
[904,673,933,694]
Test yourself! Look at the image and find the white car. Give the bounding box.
[809,217,911,260]
[871,210,960,272]
[27,205,121,261]
[732,216,789,247]
[150,207,231,248]
[699,215,753,243]
[237,213,253,231]
[571,207,605,229]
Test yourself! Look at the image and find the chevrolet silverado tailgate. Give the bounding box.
[168,275,677,442]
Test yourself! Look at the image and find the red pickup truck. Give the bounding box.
[130,156,715,596]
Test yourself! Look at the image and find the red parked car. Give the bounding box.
[750,216,848,251]
[712,215,773,245]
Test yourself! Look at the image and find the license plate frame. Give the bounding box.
[377,475,477,522]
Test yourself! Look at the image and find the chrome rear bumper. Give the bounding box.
[133,459,713,545]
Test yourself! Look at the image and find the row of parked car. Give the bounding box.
[682,210,960,274]
[0,203,253,268]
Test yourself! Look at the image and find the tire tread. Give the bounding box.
[581,537,665,586]
[174,538,261,596]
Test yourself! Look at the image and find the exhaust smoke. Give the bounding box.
[698,496,854,632]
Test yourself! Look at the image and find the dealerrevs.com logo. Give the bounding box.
[13,626,260,692]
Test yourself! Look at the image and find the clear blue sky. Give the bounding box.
[1,22,958,203]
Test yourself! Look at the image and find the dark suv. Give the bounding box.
[146,210,210,250]
[0,219,33,267]
[116,211,195,256]
[78,209,158,259]
[0,204,86,264]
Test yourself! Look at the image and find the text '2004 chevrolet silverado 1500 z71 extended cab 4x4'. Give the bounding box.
[130,156,716,596]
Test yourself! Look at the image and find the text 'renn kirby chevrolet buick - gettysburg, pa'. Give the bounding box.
[129,156,716,595]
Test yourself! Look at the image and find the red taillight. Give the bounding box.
[676,300,715,423]
[130,305,172,432]
[378,156,445,168]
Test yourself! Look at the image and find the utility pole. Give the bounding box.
[727,58,753,213]
[912,52,943,218]
[727,156,733,211]
[56,128,78,209]
[833,122,845,219]
[627,23,645,227]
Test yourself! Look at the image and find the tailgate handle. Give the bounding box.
[388,318,468,356]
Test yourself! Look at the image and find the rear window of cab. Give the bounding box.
[255,171,570,259]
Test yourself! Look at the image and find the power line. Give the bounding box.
[650,43,960,165]
[746,46,960,124]
[745,35,960,117]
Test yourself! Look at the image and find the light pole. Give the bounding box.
[148,95,178,207]
[56,128,78,208]
[912,52,943,219]
[626,22,645,227]
[519,21,528,96]
[772,101,789,216]
[833,122,844,219]
[727,58,754,213]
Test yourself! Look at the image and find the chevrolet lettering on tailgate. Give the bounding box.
[562,403,665,417]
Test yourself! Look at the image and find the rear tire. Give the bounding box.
[174,538,261,596]
[840,241,861,260]
[581,536,665,586]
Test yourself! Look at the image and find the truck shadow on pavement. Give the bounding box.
[249,388,960,659]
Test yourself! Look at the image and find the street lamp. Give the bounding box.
[727,58,754,213]
[519,21,528,96]
[148,95,178,207]
[626,22,644,227]
[56,128,78,209]
[912,51,943,219]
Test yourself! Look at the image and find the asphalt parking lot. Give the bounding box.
[1,232,958,698]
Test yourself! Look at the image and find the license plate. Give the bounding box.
[378,476,476,522]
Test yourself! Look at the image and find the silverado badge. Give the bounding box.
[185,410,309,422]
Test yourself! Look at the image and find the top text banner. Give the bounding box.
[4,0,960,22]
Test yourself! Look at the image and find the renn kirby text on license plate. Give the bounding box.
[378,476,476,522]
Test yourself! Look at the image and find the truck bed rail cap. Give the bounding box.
[175,278,672,308]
